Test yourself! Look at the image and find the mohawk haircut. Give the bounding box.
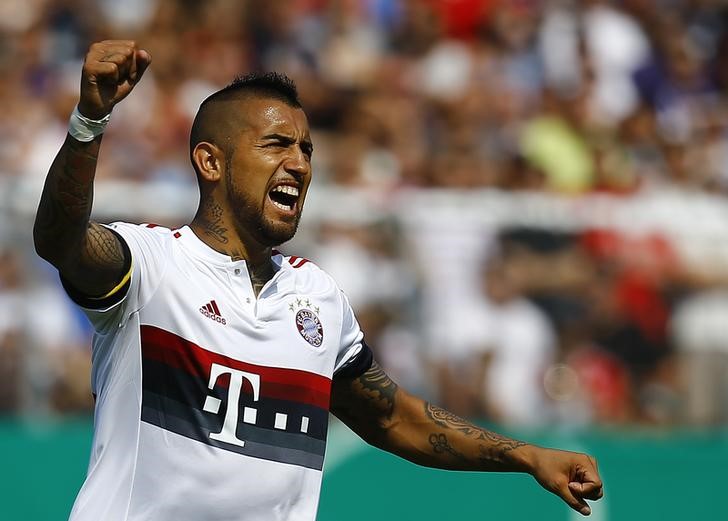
[202,71,301,110]
[189,72,302,173]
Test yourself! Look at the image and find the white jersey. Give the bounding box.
[65,223,369,521]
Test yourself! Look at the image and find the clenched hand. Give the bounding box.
[527,447,604,516]
[78,40,151,120]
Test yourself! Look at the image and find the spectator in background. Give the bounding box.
[0,250,24,411]
[313,219,426,396]
[0,248,90,414]
[473,254,557,427]
[672,288,728,425]
[2,0,728,428]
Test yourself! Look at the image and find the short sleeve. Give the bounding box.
[333,290,373,378]
[62,222,169,333]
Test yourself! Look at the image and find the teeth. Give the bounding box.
[271,185,299,197]
[271,200,292,211]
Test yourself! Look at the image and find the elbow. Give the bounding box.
[361,416,402,452]
[32,221,67,267]
[32,223,51,262]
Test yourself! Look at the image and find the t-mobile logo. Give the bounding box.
[202,363,260,448]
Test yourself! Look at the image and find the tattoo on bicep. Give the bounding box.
[353,361,399,419]
[82,223,125,270]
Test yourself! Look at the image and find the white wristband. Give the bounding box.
[68,106,111,142]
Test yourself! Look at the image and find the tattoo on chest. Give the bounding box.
[250,271,269,295]
[247,261,274,297]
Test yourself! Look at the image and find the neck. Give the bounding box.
[190,198,274,296]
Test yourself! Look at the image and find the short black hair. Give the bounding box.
[200,71,301,110]
[189,72,302,177]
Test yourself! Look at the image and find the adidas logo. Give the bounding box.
[199,300,227,325]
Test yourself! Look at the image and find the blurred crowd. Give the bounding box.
[3,0,728,428]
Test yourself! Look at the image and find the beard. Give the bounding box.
[253,211,301,246]
[230,189,302,247]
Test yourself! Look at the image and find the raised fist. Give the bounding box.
[78,40,151,120]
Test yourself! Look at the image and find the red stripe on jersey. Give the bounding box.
[210,300,221,316]
[140,325,331,409]
[289,255,299,264]
[206,303,214,313]
[292,258,309,268]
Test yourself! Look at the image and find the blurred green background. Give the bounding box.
[4,419,726,520]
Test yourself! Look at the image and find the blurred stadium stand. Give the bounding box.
[2,0,728,517]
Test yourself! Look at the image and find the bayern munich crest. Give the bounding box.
[295,309,324,347]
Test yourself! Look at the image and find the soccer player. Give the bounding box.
[34,41,603,521]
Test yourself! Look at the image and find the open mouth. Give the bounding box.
[268,184,300,213]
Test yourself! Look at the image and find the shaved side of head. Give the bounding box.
[189,72,302,181]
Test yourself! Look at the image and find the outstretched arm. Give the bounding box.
[33,41,151,296]
[331,361,603,516]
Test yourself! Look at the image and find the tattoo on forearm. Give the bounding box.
[35,138,100,240]
[200,200,229,244]
[35,136,129,295]
[425,402,527,467]
[429,433,467,462]
[478,430,528,453]
[425,402,487,438]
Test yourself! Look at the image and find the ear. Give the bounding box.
[192,142,224,183]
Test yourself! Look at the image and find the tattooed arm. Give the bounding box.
[331,361,604,516]
[33,41,150,295]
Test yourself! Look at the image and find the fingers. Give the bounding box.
[134,49,152,83]
[569,480,604,500]
[571,456,603,500]
[88,46,134,84]
[79,40,151,117]
[532,449,604,517]
[564,455,603,514]
[85,41,149,85]
[560,485,592,516]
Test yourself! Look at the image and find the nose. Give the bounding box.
[283,145,310,177]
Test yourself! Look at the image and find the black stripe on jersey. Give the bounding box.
[141,357,329,441]
[333,340,374,379]
[142,390,326,464]
[140,353,330,469]
[141,394,325,470]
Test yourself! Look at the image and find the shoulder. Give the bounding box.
[105,222,176,245]
[278,253,340,297]
[107,221,175,236]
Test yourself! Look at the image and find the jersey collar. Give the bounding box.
[175,226,285,271]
